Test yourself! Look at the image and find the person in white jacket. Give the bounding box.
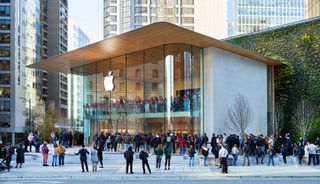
[231,144,239,166]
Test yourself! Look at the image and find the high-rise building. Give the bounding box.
[103,0,228,39]
[305,0,320,18]
[228,0,305,36]
[0,0,42,143]
[68,20,90,51]
[67,19,90,131]
[45,0,68,124]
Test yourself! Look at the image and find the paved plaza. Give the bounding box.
[0,146,319,181]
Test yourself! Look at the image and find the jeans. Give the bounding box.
[52,155,57,166]
[165,155,171,168]
[59,154,65,166]
[156,155,162,168]
[179,146,185,155]
[142,160,151,174]
[308,154,316,165]
[189,156,194,167]
[268,155,274,166]
[232,154,238,166]
[204,156,208,166]
[243,155,250,166]
[42,154,48,165]
[80,159,88,172]
[221,157,228,173]
[282,155,287,164]
[126,159,133,173]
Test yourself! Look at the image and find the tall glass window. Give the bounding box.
[71,44,201,141]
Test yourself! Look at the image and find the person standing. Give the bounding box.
[41,142,49,166]
[164,143,172,170]
[76,145,90,172]
[179,137,186,155]
[219,144,229,174]
[295,144,305,165]
[202,145,209,166]
[27,133,33,152]
[97,145,103,168]
[231,144,239,166]
[33,133,41,153]
[139,150,151,174]
[267,145,275,166]
[4,143,14,171]
[307,142,317,166]
[57,143,66,166]
[124,146,134,174]
[242,143,250,166]
[155,144,164,169]
[281,144,288,164]
[255,145,264,164]
[188,145,196,167]
[91,146,98,172]
[51,144,58,167]
[16,143,25,168]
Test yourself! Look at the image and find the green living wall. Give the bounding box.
[226,18,320,141]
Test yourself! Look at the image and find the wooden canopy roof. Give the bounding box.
[28,22,281,74]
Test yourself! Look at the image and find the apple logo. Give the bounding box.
[104,71,115,92]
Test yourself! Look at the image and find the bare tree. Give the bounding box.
[293,99,315,138]
[273,103,284,137]
[32,97,45,133]
[227,94,253,135]
[128,119,144,134]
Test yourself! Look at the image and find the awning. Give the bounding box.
[28,22,281,74]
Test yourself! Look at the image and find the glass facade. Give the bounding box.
[71,44,201,143]
[228,0,305,36]
[0,1,10,129]
[103,0,195,39]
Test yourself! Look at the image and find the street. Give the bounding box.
[1,179,319,184]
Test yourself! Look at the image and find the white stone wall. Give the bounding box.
[203,47,267,136]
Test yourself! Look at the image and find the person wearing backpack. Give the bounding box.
[41,142,49,166]
[139,150,151,174]
[164,143,172,170]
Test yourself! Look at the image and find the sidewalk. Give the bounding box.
[1,147,320,180]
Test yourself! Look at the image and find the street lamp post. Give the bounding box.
[20,97,32,133]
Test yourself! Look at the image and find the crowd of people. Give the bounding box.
[84,93,201,117]
[1,131,319,174]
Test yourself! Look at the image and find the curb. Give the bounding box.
[1,174,320,180]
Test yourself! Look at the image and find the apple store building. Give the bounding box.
[30,23,280,144]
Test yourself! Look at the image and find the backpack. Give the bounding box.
[167,136,171,143]
[42,146,49,154]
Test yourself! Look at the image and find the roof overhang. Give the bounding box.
[28,22,281,74]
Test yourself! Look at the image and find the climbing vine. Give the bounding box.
[226,18,320,141]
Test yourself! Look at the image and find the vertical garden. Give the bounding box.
[226,18,320,141]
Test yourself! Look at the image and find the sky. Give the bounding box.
[69,0,103,43]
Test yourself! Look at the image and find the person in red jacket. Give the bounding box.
[179,137,186,155]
